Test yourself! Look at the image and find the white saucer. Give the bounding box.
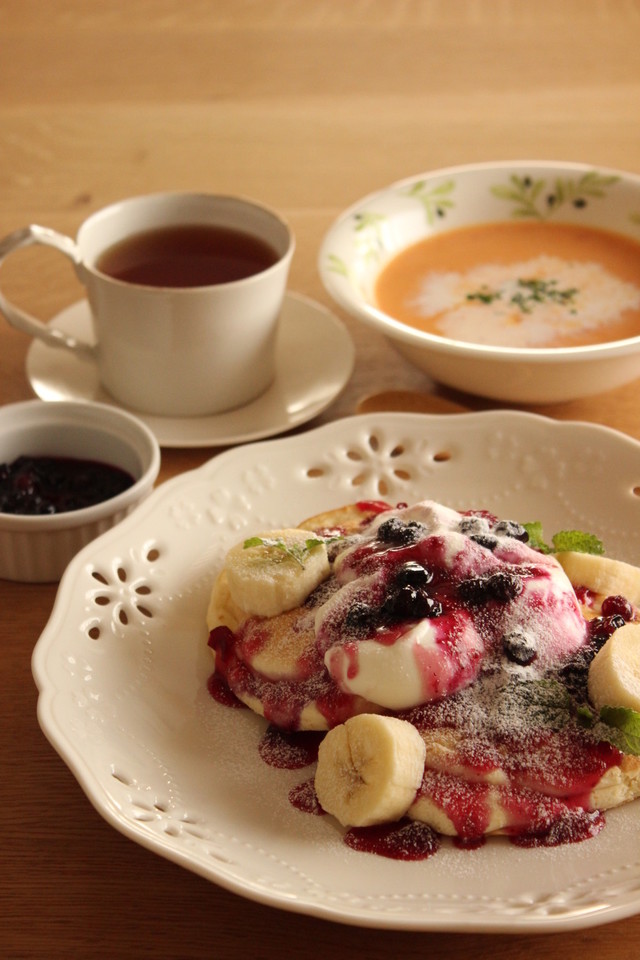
[26,292,355,448]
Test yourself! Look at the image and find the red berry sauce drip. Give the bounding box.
[355,499,397,516]
[344,819,440,861]
[289,778,326,816]
[509,808,605,848]
[453,836,486,851]
[206,672,247,709]
[258,725,323,769]
[418,770,496,838]
[407,698,622,844]
[208,624,364,730]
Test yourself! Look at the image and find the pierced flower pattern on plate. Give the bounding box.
[302,427,455,498]
[84,543,161,641]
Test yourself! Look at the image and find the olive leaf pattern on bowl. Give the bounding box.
[490,171,621,221]
[325,179,458,281]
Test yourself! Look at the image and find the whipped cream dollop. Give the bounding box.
[314,501,587,711]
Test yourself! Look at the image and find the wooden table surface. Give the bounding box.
[2,2,640,957]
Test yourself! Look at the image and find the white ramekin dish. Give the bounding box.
[319,160,640,404]
[0,400,160,582]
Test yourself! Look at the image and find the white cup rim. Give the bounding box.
[77,191,295,291]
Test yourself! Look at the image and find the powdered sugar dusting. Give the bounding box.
[315,502,587,711]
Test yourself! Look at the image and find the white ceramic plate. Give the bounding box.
[26,292,354,447]
[32,411,640,932]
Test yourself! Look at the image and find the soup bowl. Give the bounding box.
[318,161,640,404]
[0,400,160,582]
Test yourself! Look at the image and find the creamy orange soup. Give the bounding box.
[374,222,640,348]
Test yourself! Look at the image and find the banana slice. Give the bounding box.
[588,622,640,713]
[206,570,245,632]
[314,714,427,827]
[555,551,640,607]
[224,528,330,619]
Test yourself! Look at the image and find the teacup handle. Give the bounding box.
[0,224,96,359]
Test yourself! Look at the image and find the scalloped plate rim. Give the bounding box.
[31,411,640,932]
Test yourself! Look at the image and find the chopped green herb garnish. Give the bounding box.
[466,286,502,305]
[465,277,578,315]
[511,278,578,313]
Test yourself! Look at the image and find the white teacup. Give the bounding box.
[0,193,295,416]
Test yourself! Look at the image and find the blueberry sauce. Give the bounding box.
[0,454,134,515]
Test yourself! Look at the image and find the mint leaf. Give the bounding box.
[599,705,640,755]
[551,530,605,555]
[522,521,551,553]
[243,535,304,568]
[527,678,572,730]
[243,536,270,549]
[576,703,595,728]
[500,678,572,731]
[243,534,341,569]
[522,522,604,556]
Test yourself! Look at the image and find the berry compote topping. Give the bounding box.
[315,501,587,711]
[376,517,426,546]
[503,630,538,666]
[0,454,134,515]
[600,594,634,621]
